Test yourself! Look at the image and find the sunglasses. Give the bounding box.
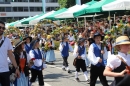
[0,26,5,30]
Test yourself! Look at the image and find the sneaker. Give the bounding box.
[75,78,80,82]
[68,70,72,73]
[86,79,90,84]
[62,68,66,71]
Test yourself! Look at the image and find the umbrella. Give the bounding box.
[55,5,84,18]
[73,0,98,17]
[21,13,45,25]
[85,0,115,13]
[29,11,55,25]
[102,0,130,11]
[45,8,67,20]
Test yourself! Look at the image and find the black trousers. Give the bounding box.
[63,57,68,67]
[75,59,87,72]
[30,69,44,85]
[90,65,109,86]
[0,71,10,86]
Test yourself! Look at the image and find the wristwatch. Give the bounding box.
[15,66,19,70]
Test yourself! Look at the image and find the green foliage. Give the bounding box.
[7,19,15,23]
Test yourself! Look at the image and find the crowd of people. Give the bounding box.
[0,15,130,86]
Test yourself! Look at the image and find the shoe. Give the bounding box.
[86,79,90,84]
[68,70,72,73]
[62,68,66,71]
[75,78,80,82]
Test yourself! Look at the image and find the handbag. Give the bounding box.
[115,56,130,86]
[73,58,77,66]
[8,63,16,83]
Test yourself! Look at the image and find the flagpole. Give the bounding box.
[76,0,81,5]
[42,0,46,13]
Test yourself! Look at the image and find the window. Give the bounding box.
[0,0,4,2]
[14,17,19,20]
[23,7,28,11]
[46,0,57,3]
[17,0,22,2]
[22,0,28,2]
[46,7,57,11]
[35,0,40,2]
[30,7,34,11]
[29,0,34,2]
[0,17,6,22]
[18,7,23,11]
[13,7,17,12]
[5,7,11,12]
[0,7,5,12]
[46,7,51,11]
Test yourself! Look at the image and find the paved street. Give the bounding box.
[33,51,114,86]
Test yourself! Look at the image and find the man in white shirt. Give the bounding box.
[0,21,20,86]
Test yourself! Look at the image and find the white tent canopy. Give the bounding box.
[29,11,55,25]
[14,16,38,27]
[55,4,89,18]
[102,0,130,11]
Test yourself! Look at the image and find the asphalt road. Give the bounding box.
[32,51,114,86]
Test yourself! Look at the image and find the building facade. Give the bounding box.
[0,0,59,22]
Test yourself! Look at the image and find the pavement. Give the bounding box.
[32,51,114,86]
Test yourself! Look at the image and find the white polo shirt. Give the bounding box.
[0,36,13,72]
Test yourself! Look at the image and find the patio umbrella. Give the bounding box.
[55,5,83,18]
[85,0,115,13]
[102,0,130,11]
[21,13,44,25]
[45,8,67,20]
[74,0,97,17]
[29,11,55,25]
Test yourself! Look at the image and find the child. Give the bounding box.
[59,37,73,73]
[88,33,109,86]
[104,36,130,86]
[73,38,90,83]
[29,38,44,86]
[24,36,32,54]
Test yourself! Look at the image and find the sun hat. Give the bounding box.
[115,36,130,46]
[13,39,25,49]
[30,38,40,49]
